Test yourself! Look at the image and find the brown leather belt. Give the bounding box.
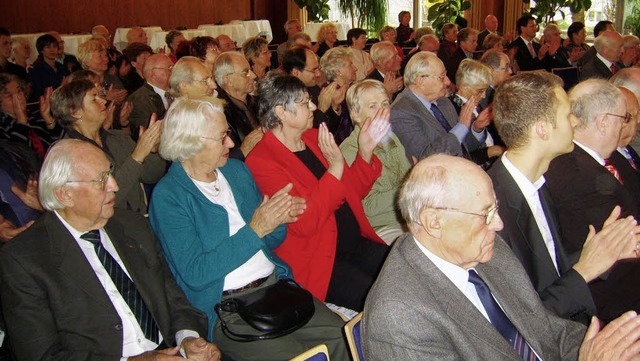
[222,275,270,296]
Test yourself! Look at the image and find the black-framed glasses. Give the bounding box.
[201,128,232,142]
[434,201,499,225]
[605,112,632,124]
[66,163,115,190]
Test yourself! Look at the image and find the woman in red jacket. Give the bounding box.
[246,74,390,311]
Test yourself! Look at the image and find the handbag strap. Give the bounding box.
[214,303,303,342]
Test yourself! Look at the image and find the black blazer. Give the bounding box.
[545,145,640,323]
[513,37,544,71]
[488,158,595,324]
[365,69,402,100]
[217,87,259,161]
[0,210,208,360]
[127,82,167,140]
[579,55,614,81]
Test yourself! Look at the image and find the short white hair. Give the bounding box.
[456,59,492,89]
[404,51,439,86]
[39,139,85,211]
[160,96,226,162]
[370,41,395,64]
[320,47,353,81]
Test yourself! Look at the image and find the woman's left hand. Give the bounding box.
[358,107,391,163]
[132,113,162,162]
[473,103,493,132]
[39,87,55,129]
[119,101,133,128]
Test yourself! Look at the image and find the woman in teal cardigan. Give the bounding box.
[148,96,348,361]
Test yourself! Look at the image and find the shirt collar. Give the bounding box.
[413,236,471,295]
[596,53,614,68]
[501,152,545,198]
[573,140,605,165]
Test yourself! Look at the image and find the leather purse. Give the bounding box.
[214,278,315,342]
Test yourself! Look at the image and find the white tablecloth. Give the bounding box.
[113,26,163,51]
[61,34,93,58]
[197,24,248,45]
[230,20,273,43]
[149,29,206,52]
[305,22,350,42]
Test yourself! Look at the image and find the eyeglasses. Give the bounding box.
[605,112,632,124]
[207,47,220,53]
[303,67,320,74]
[294,98,313,108]
[420,73,447,82]
[152,65,173,70]
[66,163,115,190]
[495,65,512,71]
[201,128,232,142]
[193,76,215,85]
[434,201,500,225]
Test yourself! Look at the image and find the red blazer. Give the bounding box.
[246,129,385,300]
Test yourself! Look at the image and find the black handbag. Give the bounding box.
[214,278,315,342]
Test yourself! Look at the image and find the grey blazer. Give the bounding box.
[390,87,482,161]
[363,233,585,361]
[127,82,167,137]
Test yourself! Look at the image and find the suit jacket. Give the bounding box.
[245,129,385,301]
[444,47,477,84]
[513,37,544,71]
[365,70,402,100]
[217,87,259,161]
[545,145,640,323]
[476,29,502,51]
[0,210,208,361]
[579,55,613,81]
[488,158,596,324]
[127,82,167,139]
[391,87,483,161]
[362,234,585,361]
[610,147,640,203]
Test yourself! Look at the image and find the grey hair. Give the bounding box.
[480,49,508,69]
[370,41,396,64]
[404,51,439,85]
[543,23,560,38]
[168,56,205,97]
[257,73,307,130]
[569,79,623,130]
[346,79,388,120]
[610,67,640,95]
[77,39,105,69]
[214,51,244,88]
[39,139,86,210]
[320,47,353,81]
[456,59,492,90]
[160,96,226,162]
[398,154,450,228]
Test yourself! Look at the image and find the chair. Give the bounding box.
[344,312,364,361]
[552,66,580,90]
[289,344,330,361]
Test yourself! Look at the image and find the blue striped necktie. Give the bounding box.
[81,230,159,343]
[468,270,538,361]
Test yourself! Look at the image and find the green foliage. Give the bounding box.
[427,0,471,32]
[337,0,388,32]
[626,0,640,36]
[526,0,592,24]
[294,0,331,22]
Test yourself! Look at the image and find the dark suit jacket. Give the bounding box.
[513,37,544,71]
[476,29,502,51]
[390,87,483,161]
[488,158,596,324]
[363,234,585,360]
[0,210,208,360]
[127,82,167,140]
[217,87,259,161]
[545,144,640,322]
[579,55,613,81]
[610,147,640,203]
[365,70,402,100]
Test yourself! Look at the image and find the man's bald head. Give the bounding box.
[618,86,639,147]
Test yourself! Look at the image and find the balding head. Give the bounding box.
[570,79,625,158]
[143,53,173,90]
[594,30,624,63]
[618,87,639,147]
[485,15,498,33]
[127,27,148,45]
[418,34,440,53]
[169,56,216,97]
[611,67,640,97]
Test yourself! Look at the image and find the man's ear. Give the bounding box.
[595,113,608,135]
[420,208,442,238]
[534,120,550,141]
[54,186,74,208]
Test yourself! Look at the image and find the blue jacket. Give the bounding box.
[149,159,291,341]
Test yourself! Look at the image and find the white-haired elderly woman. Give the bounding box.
[540,23,577,69]
[148,96,349,361]
[340,79,411,244]
[316,23,338,58]
[319,46,358,144]
[77,39,127,103]
[449,59,505,168]
[11,37,32,72]
[246,74,390,312]
[51,79,165,214]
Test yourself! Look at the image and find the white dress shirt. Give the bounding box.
[502,153,559,274]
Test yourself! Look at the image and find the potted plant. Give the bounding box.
[427,0,471,33]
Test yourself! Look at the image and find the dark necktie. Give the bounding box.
[604,159,624,184]
[164,92,174,110]
[431,103,452,132]
[81,230,160,343]
[610,63,618,74]
[468,270,538,361]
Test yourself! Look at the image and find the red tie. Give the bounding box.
[27,129,46,159]
[604,159,623,184]
[610,63,618,74]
